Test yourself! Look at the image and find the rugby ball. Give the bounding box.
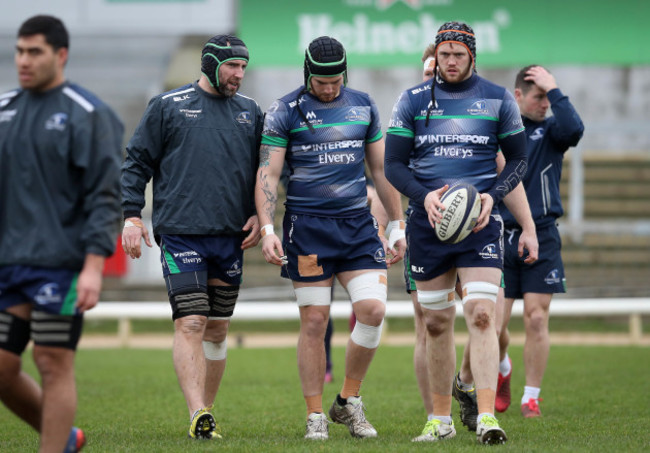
[434,183,481,244]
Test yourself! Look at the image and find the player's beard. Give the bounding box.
[216,77,240,98]
[440,64,472,84]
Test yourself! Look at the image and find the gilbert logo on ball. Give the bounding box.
[435,183,481,244]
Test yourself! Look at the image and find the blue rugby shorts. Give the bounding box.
[280,212,386,282]
[503,223,566,298]
[406,209,504,281]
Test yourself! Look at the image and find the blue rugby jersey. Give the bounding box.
[499,88,584,229]
[386,74,524,214]
[261,86,382,217]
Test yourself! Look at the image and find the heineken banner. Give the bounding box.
[239,0,648,67]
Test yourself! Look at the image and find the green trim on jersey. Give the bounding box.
[386,127,415,138]
[498,127,525,139]
[289,120,370,134]
[162,245,181,274]
[261,135,288,147]
[415,114,499,121]
[61,273,79,316]
[367,130,383,143]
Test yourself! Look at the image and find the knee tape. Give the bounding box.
[462,282,499,304]
[0,311,31,355]
[417,288,456,311]
[203,339,227,360]
[30,311,83,350]
[170,291,209,320]
[346,272,387,304]
[294,286,332,307]
[208,286,239,319]
[350,320,383,349]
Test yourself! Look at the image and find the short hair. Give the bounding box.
[18,15,69,51]
[421,44,435,63]
[515,64,545,94]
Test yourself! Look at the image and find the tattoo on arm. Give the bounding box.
[259,171,277,224]
[259,144,271,168]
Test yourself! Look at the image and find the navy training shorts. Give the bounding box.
[406,209,504,281]
[280,212,386,282]
[503,223,566,298]
[0,265,82,316]
[159,234,244,286]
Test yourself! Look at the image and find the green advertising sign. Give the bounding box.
[239,0,649,67]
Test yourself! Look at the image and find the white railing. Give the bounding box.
[87,298,650,346]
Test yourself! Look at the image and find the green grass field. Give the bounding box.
[1,345,649,452]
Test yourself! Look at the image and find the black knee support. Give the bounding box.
[30,310,83,351]
[165,271,210,320]
[0,311,31,355]
[208,286,239,318]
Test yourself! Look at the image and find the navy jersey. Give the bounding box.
[386,74,524,214]
[500,88,584,229]
[122,81,263,236]
[262,86,382,217]
[0,82,123,269]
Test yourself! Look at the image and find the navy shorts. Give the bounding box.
[503,223,566,298]
[159,234,244,285]
[281,212,386,282]
[406,209,504,281]
[0,265,82,316]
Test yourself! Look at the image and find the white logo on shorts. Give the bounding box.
[374,248,386,263]
[545,269,561,284]
[479,243,499,260]
[35,283,62,305]
[226,260,242,278]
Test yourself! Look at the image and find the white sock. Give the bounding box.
[427,413,435,421]
[433,415,452,425]
[499,354,511,376]
[477,412,494,424]
[521,386,540,405]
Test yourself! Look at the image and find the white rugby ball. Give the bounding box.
[434,183,481,244]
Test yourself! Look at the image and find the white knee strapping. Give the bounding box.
[350,320,383,349]
[417,288,456,311]
[462,282,499,304]
[294,286,332,307]
[346,272,387,304]
[203,339,227,360]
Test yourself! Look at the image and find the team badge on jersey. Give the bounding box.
[236,111,252,124]
[467,100,488,115]
[45,112,68,131]
[530,127,545,141]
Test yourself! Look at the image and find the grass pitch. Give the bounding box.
[1,344,649,452]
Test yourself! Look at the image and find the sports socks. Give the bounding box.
[433,415,452,424]
[521,386,540,404]
[499,354,511,376]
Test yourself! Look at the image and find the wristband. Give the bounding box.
[261,224,275,237]
[124,219,144,229]
[387,220,406,249]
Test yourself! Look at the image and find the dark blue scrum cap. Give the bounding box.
[434,21,477,69]
[201,34,249,87]
[303,36,347,90]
